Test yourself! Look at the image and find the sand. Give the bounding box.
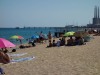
[0,35,100,75]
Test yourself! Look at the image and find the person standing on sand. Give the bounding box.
[48,31,52,42]
[39,31,44,43]
[19,39,22,44]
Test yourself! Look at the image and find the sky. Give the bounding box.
[0,0,100,28]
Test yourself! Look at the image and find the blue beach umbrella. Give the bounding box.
[31,35,39,39]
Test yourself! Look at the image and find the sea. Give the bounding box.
[0,27,85,44]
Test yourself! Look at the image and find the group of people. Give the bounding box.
[39,31,52,43]
[19,31,52,49]
[0,31,86,64]
[19,40,36,49]
[47,36,85,48]
[0,31,88,74]
[47,37,66,47]
[66,36,85,46]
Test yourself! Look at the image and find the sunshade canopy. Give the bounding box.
[0,38,15,48]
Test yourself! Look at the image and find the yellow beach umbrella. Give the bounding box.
[64,31,75,37]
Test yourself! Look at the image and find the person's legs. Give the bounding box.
[0,67,5,74]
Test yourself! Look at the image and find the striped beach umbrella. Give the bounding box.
[10,35,24,39]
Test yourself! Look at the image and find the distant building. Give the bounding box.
[87,6,100,28]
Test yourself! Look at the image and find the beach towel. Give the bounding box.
[9,53,27,57]
[11,56,35,63]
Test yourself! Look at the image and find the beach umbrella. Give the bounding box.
[10,35,24,39]
[0,38,15,48]
[31,35,39,39]
[10,35,24,44]
[64,31,75,37]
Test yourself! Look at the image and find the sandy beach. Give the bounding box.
[0,35,100,75]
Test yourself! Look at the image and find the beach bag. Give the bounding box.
[12,49,16,52]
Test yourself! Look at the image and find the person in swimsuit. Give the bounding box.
[0,51,10,64]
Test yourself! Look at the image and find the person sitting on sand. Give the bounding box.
[31,41,36,47]
[1,48,8,53]
[77,37,85,45]
[52,40,56,47]
[39,31,44,43]
[74,37,85,45]
[60,37,66,46]
[19,44,26,49]
[66,36,74,46]
[0,51,10,64]
[74,37,79,45]
[47,40,52,48]
[56,39,61,47]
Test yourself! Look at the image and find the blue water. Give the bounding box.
[0,28,56,44]
[0,27,84,44]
